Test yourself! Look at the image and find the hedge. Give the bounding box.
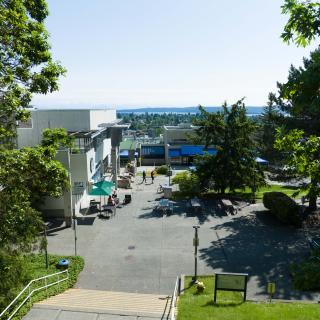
[263,192,301,226]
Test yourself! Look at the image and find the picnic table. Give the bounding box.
[190,198,202,213]
[221,199,237,215]
[89,199,101,212]
[157,199,173,215]
[102,204,116,216]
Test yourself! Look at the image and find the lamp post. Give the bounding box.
[192,225,200,283]
[252,169,256,204]
[43,223,49,269]
[168,164,171,186]
[73,209,77,256]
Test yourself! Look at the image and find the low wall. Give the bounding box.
[141,158,165,166]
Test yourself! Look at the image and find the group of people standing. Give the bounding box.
[142,170,155,184]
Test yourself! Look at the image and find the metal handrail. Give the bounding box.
[171,276,180,320]
[0,269,69,320]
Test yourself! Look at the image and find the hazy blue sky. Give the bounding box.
[32,0,316,108]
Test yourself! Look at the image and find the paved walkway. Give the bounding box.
[44,171,319,300]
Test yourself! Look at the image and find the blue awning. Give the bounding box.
[169,146,217,157]
[180,145,204,156]
[120,150,129,157]
[206,148,217,155]
[169,149,181,157]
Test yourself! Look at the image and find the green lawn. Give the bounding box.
[227,184,305,202]
[3,254,84,320]
[177,276,319,320]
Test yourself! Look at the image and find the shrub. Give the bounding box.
[0,254,84,319]
[263,192,301,226]
[291,252,320,291]
[155,165,168,175]
[172,171,200,197]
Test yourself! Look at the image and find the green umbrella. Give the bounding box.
[94,180,115,189]
[89,185,113,211]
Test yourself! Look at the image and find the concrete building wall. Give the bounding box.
[17,108,121,220]
[102,138,112,169]
[163,125,196,164]
[17,109,91,148]
[89,109,116,129]
[163,127,194,145]
[17,108,117,148]
[141,158,165,166]
[41,150,72,225]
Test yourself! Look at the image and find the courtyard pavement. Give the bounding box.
[46,168,320,301]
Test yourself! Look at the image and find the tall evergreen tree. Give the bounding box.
[258,93,282,162]
[193,100,264,194]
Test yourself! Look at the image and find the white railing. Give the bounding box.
[171,276,180,320]
[0,269,69,320]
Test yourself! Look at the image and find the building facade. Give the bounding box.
[163,123,216,165]
[17,108,124,226]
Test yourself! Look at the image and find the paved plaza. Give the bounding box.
[46,169,319,301]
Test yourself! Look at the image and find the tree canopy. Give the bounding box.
[0,0,68,307]
[0,0,65,147]
[193,100,264,194]
[275,129,320,210]
[257,93,283,163]
[281,0,320,47]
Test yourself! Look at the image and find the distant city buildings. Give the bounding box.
[119,123,216,166]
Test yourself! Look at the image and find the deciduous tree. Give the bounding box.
[274,128,320,210]
[0,0,65,148]
[282,0,320,47]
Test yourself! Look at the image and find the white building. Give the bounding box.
[17,108,125,226]
[163,123,216,165]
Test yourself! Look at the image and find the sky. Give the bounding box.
[32,0,317,109]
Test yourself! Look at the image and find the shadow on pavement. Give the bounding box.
[137,198,235,226]
[199,210,317,300]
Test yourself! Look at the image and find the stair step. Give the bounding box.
[34,289,172,317]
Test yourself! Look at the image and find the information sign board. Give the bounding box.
[73,181,85,195]
[214,272,248,303]
[267,282,276,295]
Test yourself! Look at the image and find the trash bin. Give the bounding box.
[57,259,70,270]
[162,186,173,199]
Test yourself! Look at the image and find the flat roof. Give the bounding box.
[164,125,198,130]
[120,139,138,150]
[31,107,116,111]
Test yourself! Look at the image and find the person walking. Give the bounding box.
[142,170,146,183]
[151,170,155,184]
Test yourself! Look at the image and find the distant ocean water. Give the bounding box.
[34,105,265,116]
[117,106,264,116]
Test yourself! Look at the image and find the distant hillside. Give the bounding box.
[117,106,264,114]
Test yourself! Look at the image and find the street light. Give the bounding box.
[192,225,200,283]
[43,222,49,269]
[72,209,77,256]
[252,169,256,204]
[167,164,173,186]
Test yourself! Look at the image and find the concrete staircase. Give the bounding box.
[28,289,172,319]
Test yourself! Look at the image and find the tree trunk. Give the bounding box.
[309,194,317,211]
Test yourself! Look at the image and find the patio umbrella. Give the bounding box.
[94,180,115,189]
[89,184,113,211]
